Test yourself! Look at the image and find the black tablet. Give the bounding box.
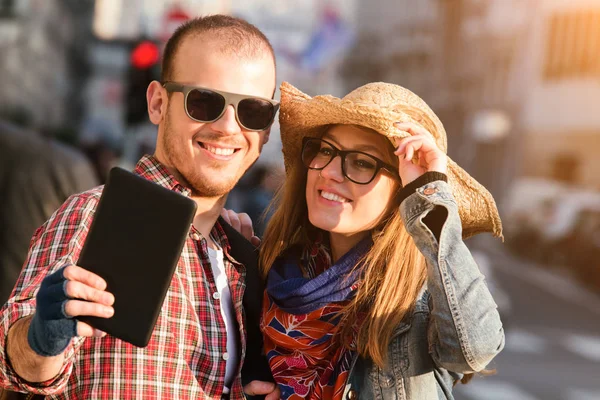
[78,167,197,347]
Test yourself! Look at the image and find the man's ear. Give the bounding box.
[261,127,272,149]
[147,81,167,125]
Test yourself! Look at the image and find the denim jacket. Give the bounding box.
[343,180,505,400]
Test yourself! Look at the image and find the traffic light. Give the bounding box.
[124,40,160,127]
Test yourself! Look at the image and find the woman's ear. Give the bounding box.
[147,81,167,125]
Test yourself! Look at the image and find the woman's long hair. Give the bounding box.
[259,126,427,368]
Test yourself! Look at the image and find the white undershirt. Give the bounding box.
[207,242,239,393]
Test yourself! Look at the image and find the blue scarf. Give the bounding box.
[266,236,372,314]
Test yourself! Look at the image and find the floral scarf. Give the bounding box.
[261,236,371,399]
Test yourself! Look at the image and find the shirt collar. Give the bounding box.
[134,154,192,197]
[211,220,232,254]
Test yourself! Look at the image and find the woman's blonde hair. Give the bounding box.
[259,125,427,368]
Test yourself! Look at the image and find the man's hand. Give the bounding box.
[7,265,115,382]
[28,265,114,357]
[220,209,261,247]
[243,380,281,400]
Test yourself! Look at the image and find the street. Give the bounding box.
[454,237,600,400]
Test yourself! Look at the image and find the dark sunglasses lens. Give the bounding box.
[186,89,225,121]
[237,98,275,130]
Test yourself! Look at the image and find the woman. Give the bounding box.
[258,82,505,400]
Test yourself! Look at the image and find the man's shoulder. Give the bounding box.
[72,185,105,201]
[29,186,106,252]
[57,185,105,216]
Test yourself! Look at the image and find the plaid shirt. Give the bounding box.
[0,155,248,399]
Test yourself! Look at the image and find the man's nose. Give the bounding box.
[210,105,242,135]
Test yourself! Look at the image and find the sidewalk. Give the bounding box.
[470,234,600,317]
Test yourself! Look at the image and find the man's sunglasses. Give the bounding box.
[302,137,400,185]
[163,82,280,131]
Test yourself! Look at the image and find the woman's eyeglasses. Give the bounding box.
[301,137,400,185]
[163,82,280,131]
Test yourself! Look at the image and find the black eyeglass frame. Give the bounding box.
[162,82,280,131]
[301,137,401,185]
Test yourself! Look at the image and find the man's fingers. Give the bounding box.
[266,387,281,400]
[64,281,114,306]
[226,209,242,233]
[250,235,262,247]
[243,380,277,396]
[220,208,231,224]
[63,265,107,291]
[76,321,107,338]
[63,299,114,319]
[237,212,254,240]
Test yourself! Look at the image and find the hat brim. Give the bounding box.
[278,81,502,239]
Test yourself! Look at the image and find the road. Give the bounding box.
[454,237,600,400]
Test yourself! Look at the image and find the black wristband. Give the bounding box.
[397,171,448,205]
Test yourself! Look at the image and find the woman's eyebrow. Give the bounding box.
[323,135,387,157]
[354,144,387,155]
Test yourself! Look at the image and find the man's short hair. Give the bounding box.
[161,15,276,83]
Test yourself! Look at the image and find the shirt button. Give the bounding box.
[212,292,221,300]
[423,187,437,196]
[191,232,201,241]
[347,389,358,400]
[222,352,229,361]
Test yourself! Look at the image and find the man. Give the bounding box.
[0,120,98,305]
[0,16,279,399]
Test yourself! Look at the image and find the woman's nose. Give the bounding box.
[319,155,345,182]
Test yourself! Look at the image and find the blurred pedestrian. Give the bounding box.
[258,82,505,399]
[0,120,98,305]
[78,119,122,184]
[0,15,279,400]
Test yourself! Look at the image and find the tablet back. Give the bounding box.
[78,167,197,347]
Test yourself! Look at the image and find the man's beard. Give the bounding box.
[161,115,246,198]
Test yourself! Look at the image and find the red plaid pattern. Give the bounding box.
[0,155,247,399]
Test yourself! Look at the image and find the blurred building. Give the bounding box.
[0,0,95,131]
[342,0,445,106]
[341,0,533,205]
[516,0,600,189]
[93,0,232,40]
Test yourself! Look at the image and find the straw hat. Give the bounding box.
[279,81,502,239]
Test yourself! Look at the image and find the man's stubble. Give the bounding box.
[161,108,249,198]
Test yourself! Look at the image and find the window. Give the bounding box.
[544,10,600,80]
[0,0,15,19]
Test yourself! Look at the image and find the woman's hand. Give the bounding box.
[393,122,448,186]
